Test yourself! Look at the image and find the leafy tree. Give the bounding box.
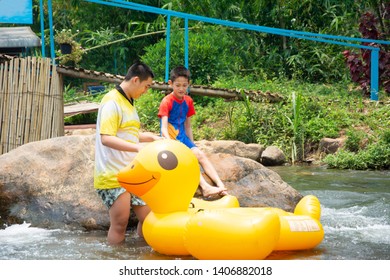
[343,10,390,96]
[33,0,166,74]
[27,0,388,88]
[142,23,240,83]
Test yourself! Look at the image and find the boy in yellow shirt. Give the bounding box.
[94,62,160,244]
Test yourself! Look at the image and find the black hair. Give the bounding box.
[170,65,190,82]
[124,61,154,81]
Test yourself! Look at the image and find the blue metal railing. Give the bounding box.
[165,14,171,82]
[39,0,45,57]
[42,0,389,100]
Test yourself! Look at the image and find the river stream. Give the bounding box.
[0,166,389,260]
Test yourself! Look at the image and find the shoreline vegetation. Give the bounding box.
[65,78,390,171]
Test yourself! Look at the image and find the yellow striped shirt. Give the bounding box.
[94,89,140,189]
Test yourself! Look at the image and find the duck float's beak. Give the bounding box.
[117,159,161,197]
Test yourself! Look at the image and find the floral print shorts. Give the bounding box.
[96,187,146,209]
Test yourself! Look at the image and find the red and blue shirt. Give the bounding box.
[158,93,196,148]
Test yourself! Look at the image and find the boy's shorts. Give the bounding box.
[181,136,196,149]
[96,187,146,209]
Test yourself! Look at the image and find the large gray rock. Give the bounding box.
[196,140,265,162]
[0,135,105,230]
[319,137,342,154]
[0,135,302,231]
[201,153,301,210]
[261,145,287,166]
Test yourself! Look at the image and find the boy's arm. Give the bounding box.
[184,116,194,142]
[139,131,162,142]
[101,134,142,152]
[160,116,171,139]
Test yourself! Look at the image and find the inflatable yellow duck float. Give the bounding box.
[117,139,324,259]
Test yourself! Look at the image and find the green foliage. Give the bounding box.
[63,83,107,104]
[63,84,79,103]
[31,0,388,88]
[54,29,84,65]
[363,143,390,169]
[221,99,292,151]
[381,129,390,145]
[167,0,363,83]
[191,98,229,140]
[43,0,166,75]
[284,91,305,163]
[302,97,357,143]
[324,150,368,170]
[54,29,78,44]
[324,125,390,170]
[285,44,347,83]
[136,90,164,133]
[141,24,240,83]
[344,129,366,152]
[305,118,341,142]
[366,104,390,131]
[64,112,98,125]
[31,0,388,93]
[63,76,389,170]
[324,142,390,170]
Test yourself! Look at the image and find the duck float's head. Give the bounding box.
[117,139,200,213]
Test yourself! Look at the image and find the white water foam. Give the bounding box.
[0,222,59,245]
[322,206,390,245]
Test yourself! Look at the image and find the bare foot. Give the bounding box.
[202,186,222,198]
[214,182,228,196]
[219,190,228,196]
[202,185,228,199]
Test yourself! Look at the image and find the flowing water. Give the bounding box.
[0,166,389,260]
[268,165,390,260]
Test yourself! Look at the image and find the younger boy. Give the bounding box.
[94,62,160,245]
[158,66,227,198]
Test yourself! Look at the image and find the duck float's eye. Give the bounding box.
[157,150,178,170]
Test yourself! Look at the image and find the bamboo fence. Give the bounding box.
[0,56,64,155]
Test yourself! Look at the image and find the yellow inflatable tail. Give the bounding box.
[293,195,321,221]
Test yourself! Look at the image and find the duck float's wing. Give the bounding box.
[142,195,239,257]
[143,211,192,256]
[184,208,280,260]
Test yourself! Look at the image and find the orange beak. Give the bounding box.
[117,159,161,197]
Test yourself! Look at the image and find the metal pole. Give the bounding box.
[370,49,379,101]
[184,17,189,69]
[165,15,171,82]
[39,0,45,57]
[47,0,56,64]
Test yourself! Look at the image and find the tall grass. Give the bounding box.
[285,91,304,164]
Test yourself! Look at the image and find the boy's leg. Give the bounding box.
[107,191,131,245]
[199,173,226,197]
[192,147,228,197]
[132,204,151,238]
